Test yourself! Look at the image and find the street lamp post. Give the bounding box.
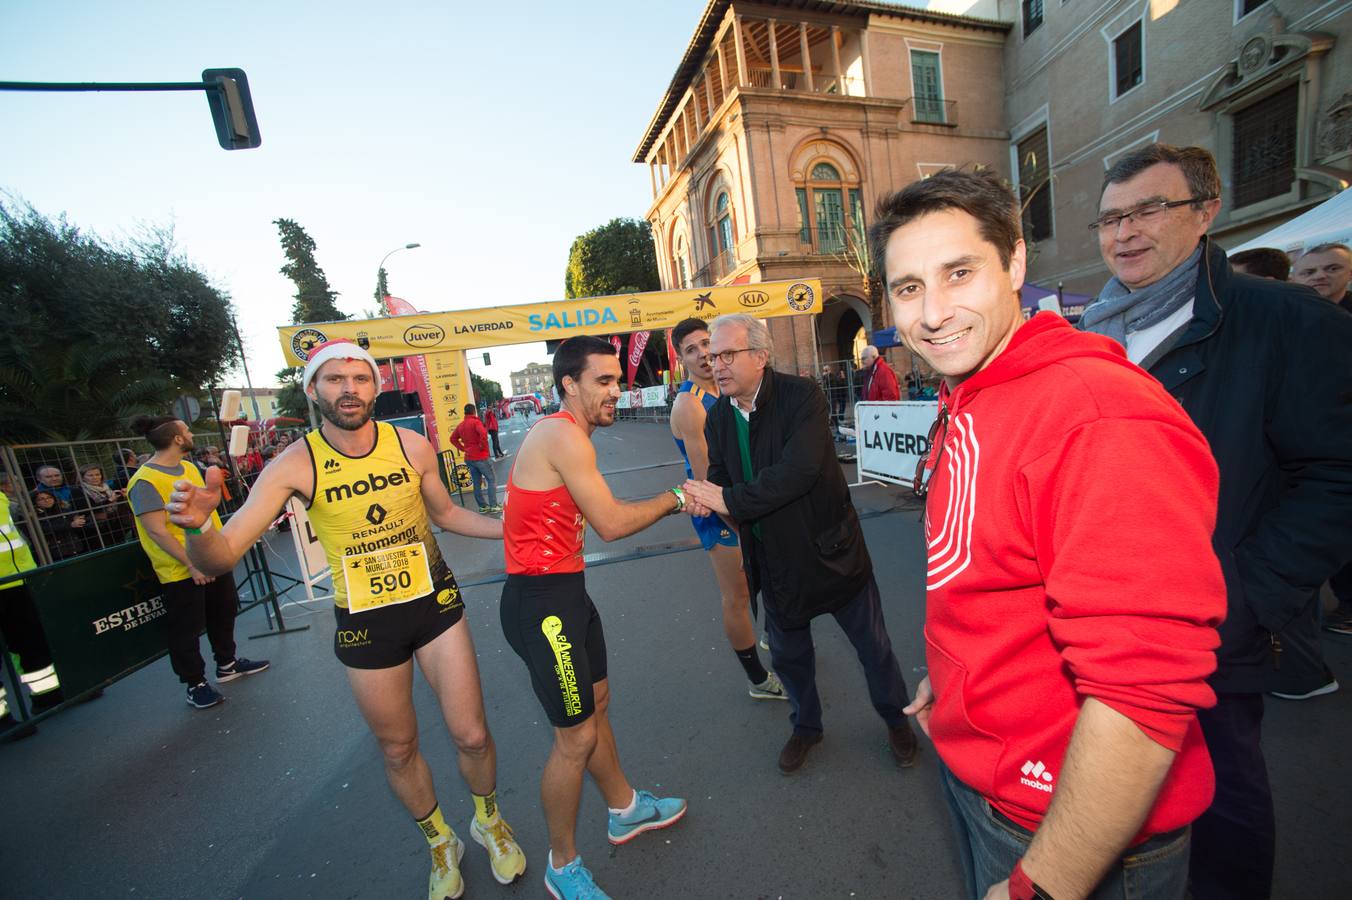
[376,242,421,304]
[375,243,421,393]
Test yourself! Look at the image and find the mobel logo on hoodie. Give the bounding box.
[1019,759,1055,793]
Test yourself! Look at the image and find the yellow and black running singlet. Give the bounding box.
[305,422,456,612]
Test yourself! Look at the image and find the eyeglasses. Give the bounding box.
[710,348,758,367]
[912,406,949,499]
[1088,197,1215,232]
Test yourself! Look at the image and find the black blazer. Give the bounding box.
[1142,238,1352,691]
[705,368,871,627]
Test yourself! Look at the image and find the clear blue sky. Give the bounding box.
[2,0,703,394]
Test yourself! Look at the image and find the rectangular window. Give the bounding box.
[910,50,945,124]
[1232,84,1299,208]
[814,189,845,254]
[1240,0,1267,16]
[1114,22,1143,98]
[1017,127,1053,241]
[796,189,812,243]
[849,189,864,245]
[1023,0,1043,37]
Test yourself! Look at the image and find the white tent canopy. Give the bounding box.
[1229,189,1352,256]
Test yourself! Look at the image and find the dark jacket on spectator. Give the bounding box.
[705,368,871,627]
[1126,237,1352,692]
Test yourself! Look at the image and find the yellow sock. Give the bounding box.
[415,804,451,846]
[473,789,500,826]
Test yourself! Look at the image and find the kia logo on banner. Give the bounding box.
[626,330,651,384]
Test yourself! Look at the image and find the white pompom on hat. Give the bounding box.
[302,340,381,391]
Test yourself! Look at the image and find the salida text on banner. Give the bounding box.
[277,280,823,366]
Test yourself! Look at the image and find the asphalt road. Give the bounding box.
[2,418,1348,899]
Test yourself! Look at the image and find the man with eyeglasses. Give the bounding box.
[1081,143,1352,899]
[668,317,785,702]
[872,167,1225,900]
[682,313,917,776]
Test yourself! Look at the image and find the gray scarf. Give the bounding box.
[1079,245,1202,348]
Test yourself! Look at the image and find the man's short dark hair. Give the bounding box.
[869,168,1021,285]
[553,336,617,393]
[1301,242,1351,258]
[1230,247,1291,281]
[671,318,708,352]
[463,403,477,416]
[1101,143,1220,205]
[131,414,180,450]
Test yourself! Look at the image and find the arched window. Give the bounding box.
[673,233,690,289]
[715,192,733,256]
[796,159,864,255]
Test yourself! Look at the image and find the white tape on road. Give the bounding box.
[855,401,941,487]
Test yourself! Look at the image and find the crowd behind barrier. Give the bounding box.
[1,426,305,568]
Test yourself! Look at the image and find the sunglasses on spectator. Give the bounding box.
[912,407,949,499]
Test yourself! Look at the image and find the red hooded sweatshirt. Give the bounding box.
[921,313,1225,839]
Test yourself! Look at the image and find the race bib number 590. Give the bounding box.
[344,542,434,613]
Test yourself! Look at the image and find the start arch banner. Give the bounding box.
[276,279,823,365]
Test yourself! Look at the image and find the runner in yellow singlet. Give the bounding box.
[166,340,524,900]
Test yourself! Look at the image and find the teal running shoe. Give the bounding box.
[544,854,610,899]
[606,790,687,845]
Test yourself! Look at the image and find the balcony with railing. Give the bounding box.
[692,248,737,287]
[907,97,957,126]
[797,224,872,260]
[746,64,865,96]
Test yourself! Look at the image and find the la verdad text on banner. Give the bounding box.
[276,280,824,366]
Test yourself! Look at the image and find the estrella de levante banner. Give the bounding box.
[276,279,823,365]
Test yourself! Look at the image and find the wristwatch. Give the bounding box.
[668,486,686,514]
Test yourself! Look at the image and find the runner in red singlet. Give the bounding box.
[499,336,701,900]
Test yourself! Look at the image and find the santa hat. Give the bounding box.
[302,340,380,391]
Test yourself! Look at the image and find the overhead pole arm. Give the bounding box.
[0,68,262,150]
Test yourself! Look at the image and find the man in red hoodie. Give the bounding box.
[449,403,500,514]
[869,169,1226,900]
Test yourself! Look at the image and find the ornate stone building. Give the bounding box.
[636,0,1351,365]
[633,0,1011,374]
[509,362,553,396]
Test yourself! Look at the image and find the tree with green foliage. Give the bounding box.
[564,217,660,299]
[374,267,389,306]
[274,217,346,323]
[0,201,238,441]
[274,366,308,420]
[471,373,503,405]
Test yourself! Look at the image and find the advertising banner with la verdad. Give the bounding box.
[277,279,823,366]
[855,401,941,487]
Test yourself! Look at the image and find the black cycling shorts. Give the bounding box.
[500,572,607,728]
[332,580,465,669]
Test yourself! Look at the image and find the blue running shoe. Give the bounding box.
[215,657,269,682]
[186,681,223,709]
[544,855,610,900]
[606,790,687,845]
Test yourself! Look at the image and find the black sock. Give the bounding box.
[735,644,768,684]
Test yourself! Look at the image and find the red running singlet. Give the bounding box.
[503,411,587,575]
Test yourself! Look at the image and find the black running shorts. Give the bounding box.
[332,580,465,669]
[500,572,607,728]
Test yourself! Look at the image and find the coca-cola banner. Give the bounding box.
[626,330,651,384]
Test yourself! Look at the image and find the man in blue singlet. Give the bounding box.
[669,318,784,701]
